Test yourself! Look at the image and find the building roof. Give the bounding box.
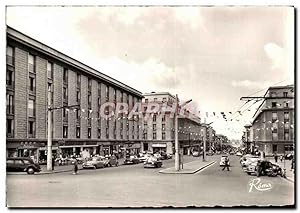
[143,92,176,99]
[7,26,143,98]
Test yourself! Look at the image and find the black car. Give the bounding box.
[7,157,41,174]
[124,156,140,165]
[256,160,283,177]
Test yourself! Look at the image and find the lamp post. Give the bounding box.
[174,95,192,171]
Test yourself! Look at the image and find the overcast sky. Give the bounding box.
[6,6,294,140]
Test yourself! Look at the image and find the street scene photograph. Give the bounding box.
[4,5,295,208]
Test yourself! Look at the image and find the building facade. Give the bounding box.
[6,26,144,162]
[141,92,203,155]
[250,85,294,156]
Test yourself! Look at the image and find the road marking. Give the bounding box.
[195,161,216,174]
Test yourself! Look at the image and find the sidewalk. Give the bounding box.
[267,158,294,183]
[159,160,215,174]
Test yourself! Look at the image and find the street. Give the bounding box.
[6,156,294,207]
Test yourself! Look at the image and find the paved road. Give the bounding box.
[6,155,294,207]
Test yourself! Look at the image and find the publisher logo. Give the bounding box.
[248,178,272,192]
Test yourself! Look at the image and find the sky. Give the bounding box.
[5,6,294,140]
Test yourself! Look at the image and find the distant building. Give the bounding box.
[141,92,203,155]
[250,85,294,156]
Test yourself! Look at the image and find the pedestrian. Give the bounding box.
[52,156,55,171]
[73,157,78,175]
[256,160,262,177]
[291,158,295,171]
[274,153,278,163]
[222,156,230,171]
[263,152,266,159]
[280,155,283,162]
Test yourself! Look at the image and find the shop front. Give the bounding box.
[152,143,167,153]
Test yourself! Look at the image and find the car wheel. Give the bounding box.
[116,162,118,167]
[27,167,35,175]
[247,172,252,175]
[93,165,97,169]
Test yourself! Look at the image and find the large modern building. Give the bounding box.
[141,92,204,155]
[250,85,294,156]
[6,26,144,162]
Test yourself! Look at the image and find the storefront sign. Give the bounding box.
[152,143,167,148]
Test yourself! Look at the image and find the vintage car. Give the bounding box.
[144,156,163,168]
[236,152,243,157]
[247,160,283,177]
[241,156,260,171]
[103,155,119,167]
[82,157,105,169]
[124,155,140,165]
[7,157,41,174]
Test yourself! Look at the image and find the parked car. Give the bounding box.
[7,157,41,174]
[154,153,162,160]
[166,153,173,159]
[160,152,169,160]
[138,153,152,162]
[124,155,140,165]
[247,160,283,177]
[240,154,255,164]
[219,155,230,167]
[144,156,163,168]
[236,152,243,157]
[285,152,294,160]
[82,157,105,169]
[103,155,119,167]
[241,156,260,171]
[192,151,201,157]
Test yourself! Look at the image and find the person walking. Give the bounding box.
[280,155,283,162]
[52,156,55,171]
[274,153,278,163]
[222,156,230,171]
[73,157,78,175]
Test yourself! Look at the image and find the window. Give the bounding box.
[284,132,289,140]
[63,68,68,84]
[145,99,148,103]
[284,123,289,130]
[29,77,35,92]
[6,69,14,86]
[283,92,288,97]
[6,46,14,65]
[162,115,166,122]
[153,114,156,122]
[63,87,68,101]
[77,73,81,87]
[88,78,92,91]
[143,132,147,140]
[88,128,91,139]
[88,95,91,107]
[76,109,80,120]
[15,160,24,166]
[154,98,157,102]
[153,132,157,140]
[270,92,276,97]
[28,121,35,136]
[284,112,289,120]
[162,97,167,103]
[47,61,53,79]
[162,124,166,130]
[76,126,80,138]
[6,94,14,114]
[272,144,278,152]
[106,85,109,101]
[63,108,68,120]
[272,102,277,108]
[285,102,289,108]
[153,124,156,131]
[162,132,166,140]
[48,83,53,106]
[76,91,80,103]
[28,99,35,117]
[63,126,68,138]
[28,54,35,73]
[98,83,101,96]
[7,118,14,136]
[98,128,101,139]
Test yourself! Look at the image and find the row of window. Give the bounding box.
[143,132,166,140]
[271,101,290,108]
[270,91,290,98]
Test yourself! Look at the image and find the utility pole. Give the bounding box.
[174,94,179,171]
[46,99,80,171]
[203,125,206,161]
[174,95,192,171]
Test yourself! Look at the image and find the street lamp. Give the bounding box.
[175,95,192,171]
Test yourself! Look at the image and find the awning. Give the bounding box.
[152,143,167,148]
